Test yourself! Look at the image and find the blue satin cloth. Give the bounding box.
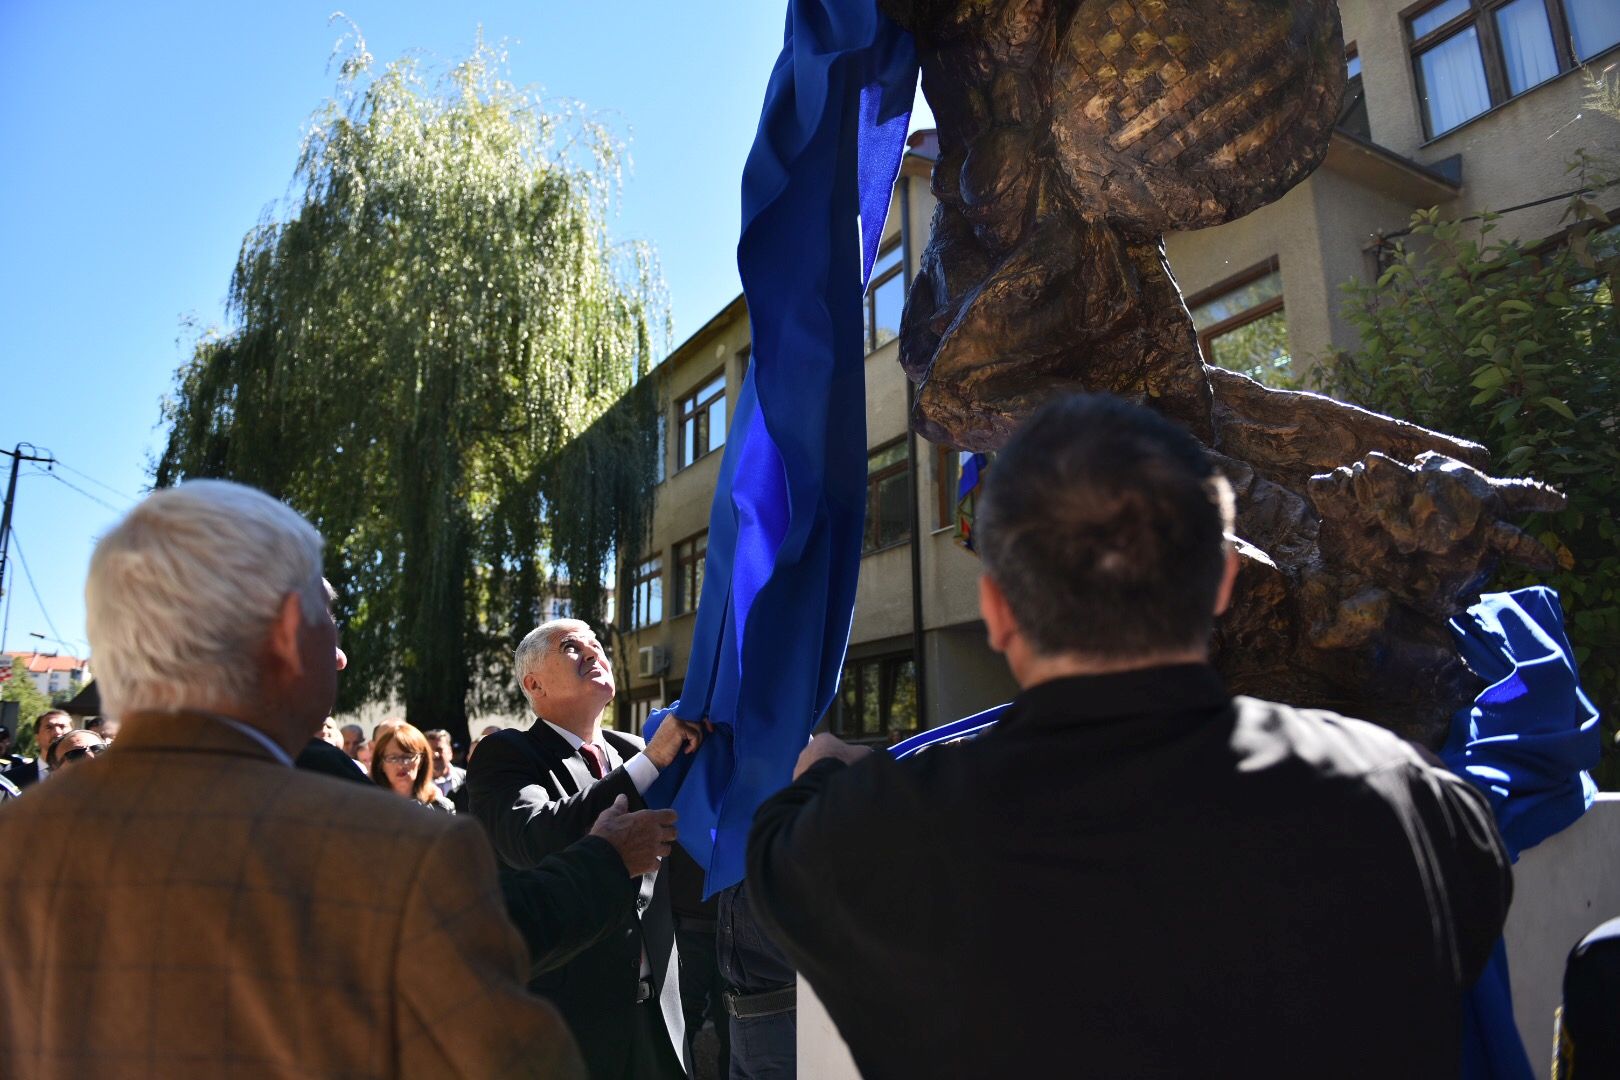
[1442,587,1601,1080]
[643,1,918,897]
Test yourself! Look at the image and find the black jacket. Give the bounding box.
[470,722,686,1076]
[748,664,1513,1080]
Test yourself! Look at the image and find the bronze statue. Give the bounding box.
[882,0,1563,743]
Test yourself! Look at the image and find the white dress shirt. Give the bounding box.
[538,719,660,794]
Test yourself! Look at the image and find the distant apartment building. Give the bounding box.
[606,0,1618,740]
[5,651,91,699]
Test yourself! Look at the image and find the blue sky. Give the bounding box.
[0,1,931,660]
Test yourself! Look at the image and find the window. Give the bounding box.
[1340,45,1370,138]
[864,440,911,553]
[629,556,663,629]
[673,531,707,616]
[864,241,905,354]
[935,443,962,529]
[627,695,664,735]
[831,653,920,742]
[678,373,726,470]
[546,597,573,621]
[1188,261,1291,386]
[1407,0,1618,139]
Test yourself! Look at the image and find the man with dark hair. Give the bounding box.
[748,393,1513,1078]
[4,710,73,789]
[424,728,468,812]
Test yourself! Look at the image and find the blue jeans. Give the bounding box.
[718,882,795,1080]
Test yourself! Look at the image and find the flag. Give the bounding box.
[642,0,918,896]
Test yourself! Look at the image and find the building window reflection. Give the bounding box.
[864,241,905,354]
[1188,260,1291,387]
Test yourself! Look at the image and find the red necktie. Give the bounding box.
[579,742,607,780]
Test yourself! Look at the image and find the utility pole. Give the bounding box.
[0,443,57,653]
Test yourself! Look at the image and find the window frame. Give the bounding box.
[863,239,906,355]
[672,530,708,617]
[628,554,663,630]
[863,438,912,555]
[1404,0,1599,140]
[935,443,961,530]
[1185,258,1288,374]
[831,651,920,744]
[676,369,727,471]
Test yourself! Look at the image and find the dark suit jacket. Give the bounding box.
[470,722,685,1077]
[295,737,373,784]
[748,665,1513,1080]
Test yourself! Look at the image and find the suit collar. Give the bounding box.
[115,711,295,767]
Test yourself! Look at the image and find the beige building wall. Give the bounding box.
[1168,0,1618,374]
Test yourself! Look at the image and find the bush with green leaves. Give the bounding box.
[1312,178,1619,782]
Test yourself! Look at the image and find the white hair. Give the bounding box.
[86,479,327,717]
[514,619,585,702]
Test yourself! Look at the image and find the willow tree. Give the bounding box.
[156,37,664,739]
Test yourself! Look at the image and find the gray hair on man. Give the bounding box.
[514,620,579,702]
[86,479,327,718]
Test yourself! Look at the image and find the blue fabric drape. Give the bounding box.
[642,1,918,897]
[1442,587,1602,1080]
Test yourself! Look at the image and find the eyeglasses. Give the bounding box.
[381,754,422,767]
[61,744,105,764]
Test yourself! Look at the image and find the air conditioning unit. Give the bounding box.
[636,645,670,679]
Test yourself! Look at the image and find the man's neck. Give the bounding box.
[1015,647,1208,689]
[535,710,603,744]
[169,700,308,758]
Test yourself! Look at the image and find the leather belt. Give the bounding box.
[724,984,796,1019]
[635,977,656,1004]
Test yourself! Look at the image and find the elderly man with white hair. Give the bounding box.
[0,479,587,1079]
[470,618,705,1080]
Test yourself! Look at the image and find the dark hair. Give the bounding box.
[977,393,1234,658]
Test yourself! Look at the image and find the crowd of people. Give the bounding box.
[0,392,1604,1079]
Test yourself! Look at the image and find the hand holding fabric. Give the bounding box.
[793,733,872,780]
[644,717,707,769]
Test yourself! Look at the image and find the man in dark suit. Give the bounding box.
[470,618,703,1080]
[748,393,1514,1079]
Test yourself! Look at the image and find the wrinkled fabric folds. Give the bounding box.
[643,1,918,897]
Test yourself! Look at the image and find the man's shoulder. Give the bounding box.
[1230,695,1433,781]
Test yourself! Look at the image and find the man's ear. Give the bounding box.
[978,574,1017,655]
[1213,546,1241,618]
[522,671,543,699]
[265,592,306,679]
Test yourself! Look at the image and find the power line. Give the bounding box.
[51,459,138,503]
[8,530,65,649]
[1376,176,1620,244]
[29,466,126,514]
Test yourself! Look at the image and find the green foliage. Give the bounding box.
[1312,176,1620,782]
[3,657,55,756]
[155,33,665,735]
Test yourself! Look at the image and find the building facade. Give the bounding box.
[610,0,1618,740]
[4,652,91,700]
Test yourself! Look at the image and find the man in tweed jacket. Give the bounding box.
[0,480,584,1080]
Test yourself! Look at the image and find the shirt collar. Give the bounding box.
[201,714,297,767]
[539,717,590,750]
[1010,663,1230,726]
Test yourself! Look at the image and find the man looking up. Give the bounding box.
[748,393,1513,1078]
[470,619,704,1080]
[0,480,585,1078]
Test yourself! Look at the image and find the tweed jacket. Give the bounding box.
[0,711,585,1080]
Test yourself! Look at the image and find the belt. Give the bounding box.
[724,984,796,1019]
[635,977,656,1004]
